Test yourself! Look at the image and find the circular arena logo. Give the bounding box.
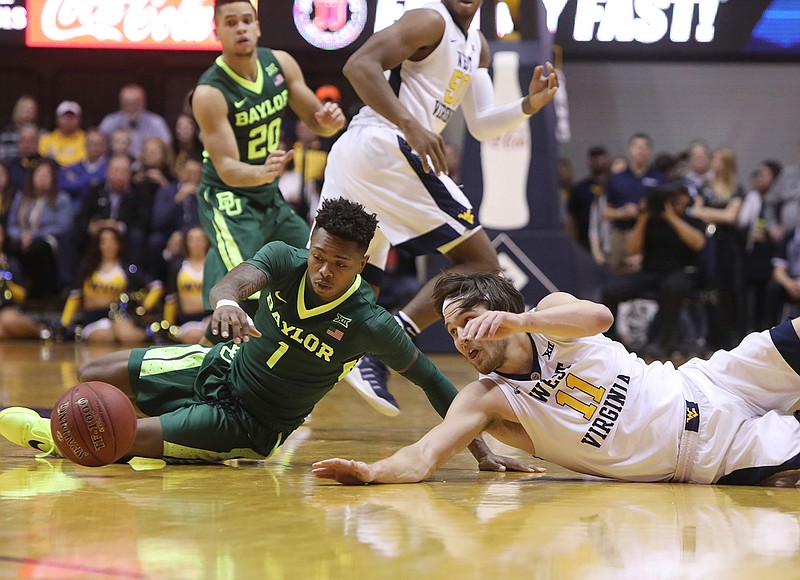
[293,0,367,51]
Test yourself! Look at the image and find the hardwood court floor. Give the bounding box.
[1,340,799,579]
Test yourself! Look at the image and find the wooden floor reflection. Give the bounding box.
[1,341,799,579]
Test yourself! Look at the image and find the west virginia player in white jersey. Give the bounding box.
[318,0,559,415]
[314,272,800,486]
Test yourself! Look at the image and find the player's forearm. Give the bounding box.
[215,158,273,188]
[209,263,267,306]
[369,443,439,483]
[463,70,532,141]
[522,303,613,338]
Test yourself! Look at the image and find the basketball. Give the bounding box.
[50,382,138,467]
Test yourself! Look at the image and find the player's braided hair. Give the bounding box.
[314,197,378,252]
[432,272,526,317]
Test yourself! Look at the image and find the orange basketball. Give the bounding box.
[51,381,138,467]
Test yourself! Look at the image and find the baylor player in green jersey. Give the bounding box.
[192,0,344,318]
[11,198,528,472]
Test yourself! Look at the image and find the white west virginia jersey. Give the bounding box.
[484,332,688,483]
[356,1,481,134]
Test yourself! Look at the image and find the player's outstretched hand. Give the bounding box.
[211,300,262,344]
[464,311,527,341]
[477,451,545,474]
[315,101,346,133]
[263,149,294,184]
[525,62,559,115]
[312,458,375,485]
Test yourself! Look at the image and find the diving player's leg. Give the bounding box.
[715,411,800,485]
[77,349,137,396]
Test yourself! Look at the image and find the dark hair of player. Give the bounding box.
[432,272,526,317]
[313,197,378,253]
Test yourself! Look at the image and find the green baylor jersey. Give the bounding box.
[228,242,428,429]
[196,47,289,201]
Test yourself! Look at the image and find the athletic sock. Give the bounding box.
[394,311,420,339]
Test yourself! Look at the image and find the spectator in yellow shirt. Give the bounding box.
[39,101,86,167]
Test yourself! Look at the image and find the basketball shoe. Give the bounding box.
[0,407,61,458]
[343,354,399,416]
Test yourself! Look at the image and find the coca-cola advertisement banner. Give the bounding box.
[26,0,228,50]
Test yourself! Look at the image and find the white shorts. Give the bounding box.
[319,118,482,272]
[677,321,800,484]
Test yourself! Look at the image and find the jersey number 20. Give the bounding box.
[248,118,282,160]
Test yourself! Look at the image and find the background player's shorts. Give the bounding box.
[678,321,800,484]
[196,186,310,310]
[319,119,482,272]
[128,343,291,461]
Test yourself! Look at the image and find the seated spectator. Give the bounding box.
[75,153,154,273]
[602,183,706,358]
[766,207,800,326]
[764,141,800,245]
[7,124,43,191]
[0,223,42,339]
[99,84,172,158]
[5,158,71,302]
[38,101,86,167]
[133,136,175,190]
[737,160,782,332]
[109,127,134,161]
[163,225,210,344]
[0,159,14,225]
[147,157,201,281]
[58,127,109,214]
[172,113,203,174]
[60,227,154,344]
[0,95,39,161]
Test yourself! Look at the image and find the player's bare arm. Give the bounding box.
[208,262,267,343]
[464,293,613,341]
[343,9,449,175]
[313,380,504,484]
[192,85,292,187]
[275,50,345,137]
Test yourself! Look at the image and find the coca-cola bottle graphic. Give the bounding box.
[479,51,532,230]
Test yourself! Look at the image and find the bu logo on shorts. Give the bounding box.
[217,191,243,217]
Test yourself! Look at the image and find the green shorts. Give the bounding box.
[128,343,293,462]
[197,185,310,310]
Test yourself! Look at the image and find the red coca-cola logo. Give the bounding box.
[26,0,222,50]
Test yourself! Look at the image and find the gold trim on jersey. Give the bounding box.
[296,273,361,320]
[163,441,267,462]
[215,55,264,94]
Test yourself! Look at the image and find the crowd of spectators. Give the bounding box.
[565,134,800,358]
[0,87,206,344]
